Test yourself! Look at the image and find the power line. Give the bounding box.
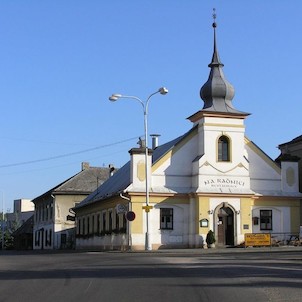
[0,136,138,169]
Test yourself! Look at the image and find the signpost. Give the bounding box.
[245,233,271,248]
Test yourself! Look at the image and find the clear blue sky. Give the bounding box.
[0,0,301,212]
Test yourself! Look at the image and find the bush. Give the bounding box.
[206,230,216,245]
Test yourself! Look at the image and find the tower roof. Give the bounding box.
[199,12,247,115]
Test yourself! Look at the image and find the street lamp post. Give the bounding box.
[109,87,168,250]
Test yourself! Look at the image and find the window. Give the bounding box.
[46,205,49,221]
[109,211,113,232]
[50,203,53,220]
[49,230,52,246]
[115,212,120,230]
[92,215,95,234]
[87,217,90,234]
[45,230,48,246]
[61,234,67,245]
[160,208,173,230]
[122,214,127,229]
[97,214,100,234]
[102,212,106,231]
[77,218,81,235]
[260,210,272,230]
[82,217,86,235]
[218,135,230,162]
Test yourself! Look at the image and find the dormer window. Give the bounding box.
[218,135,230,162]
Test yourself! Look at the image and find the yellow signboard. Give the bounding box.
[142,205,153,213]
[245,233,271,247]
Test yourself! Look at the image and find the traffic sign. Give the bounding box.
[125,211,136,221]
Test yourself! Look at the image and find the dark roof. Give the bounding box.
[275,153,300,163]
[32,166,111,203]
[279,135,302,147]
[12,215,34,236]
[74,128,196,211]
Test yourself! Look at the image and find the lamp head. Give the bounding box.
[109,94,122,102]
[159,87,168,95]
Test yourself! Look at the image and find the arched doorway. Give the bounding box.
[216,206,235,246]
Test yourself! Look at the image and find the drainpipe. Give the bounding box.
[119,193,132,250]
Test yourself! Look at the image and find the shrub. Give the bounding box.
[206,230,216,245]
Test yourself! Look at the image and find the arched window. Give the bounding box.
[218,135,230,162]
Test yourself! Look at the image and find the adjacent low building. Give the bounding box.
[33,162,112,250]
[73,20,302,251]
[6,198,34,232]
[5,199,34,250]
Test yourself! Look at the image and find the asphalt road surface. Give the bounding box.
[0,248,302,302]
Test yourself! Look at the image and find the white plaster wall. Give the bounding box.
[246,143,281,192]
[143,203,190,247]
[76,234,129,250]
[280,161,299,192]
[252,206,290,234]
[152,134,198,190]
[198,116,246,166]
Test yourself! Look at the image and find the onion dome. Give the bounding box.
[200,19,239,113]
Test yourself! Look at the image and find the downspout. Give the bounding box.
[119,193,132,250]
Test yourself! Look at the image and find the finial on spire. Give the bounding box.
[212,8,217,28]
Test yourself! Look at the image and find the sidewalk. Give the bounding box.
[126,245,302,254]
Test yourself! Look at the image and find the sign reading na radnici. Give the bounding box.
[203,178,246,188]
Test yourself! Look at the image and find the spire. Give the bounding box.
[200,9,240,114]
[210,9,223,68]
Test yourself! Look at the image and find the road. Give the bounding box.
[0,248,301,302]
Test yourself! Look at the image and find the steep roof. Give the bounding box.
[32,165,111,203]
[279,135,302,148]
[74,129,194,210]
[12,215,34,236]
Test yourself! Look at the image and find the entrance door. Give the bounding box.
[217,207,234,246]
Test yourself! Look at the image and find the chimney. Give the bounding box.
[109,164,116,177]
[81,162,90,170]
[150,134,160,149]
[137,137,146,149]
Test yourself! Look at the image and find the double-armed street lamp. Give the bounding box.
[109,87,168,250]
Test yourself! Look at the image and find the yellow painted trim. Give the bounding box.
[203,123,245,128]
[188,110,248,122]
[152,127,198,172]
[137,160,145,181]
[240,197,253,233]
[245,137,280,174]
[201,161,248,173]
[195,192,256,198]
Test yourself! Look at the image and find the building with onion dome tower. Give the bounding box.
[73,15,302,250]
